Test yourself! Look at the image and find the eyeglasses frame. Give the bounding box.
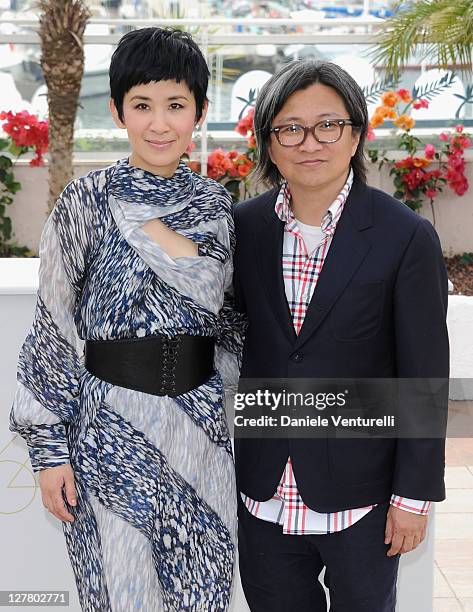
[270,119,357,147]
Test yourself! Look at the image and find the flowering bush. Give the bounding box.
[0,110,49,256]
[368,88,471,223]
[0,110,48,166]
[186,107,257,202]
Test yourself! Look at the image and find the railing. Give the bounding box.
[1,14,472,171]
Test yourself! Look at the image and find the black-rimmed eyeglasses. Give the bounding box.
[270,119,356,147]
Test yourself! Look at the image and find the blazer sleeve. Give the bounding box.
[9,179,97,472]
[391,217,449,501]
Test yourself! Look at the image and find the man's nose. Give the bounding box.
[299,129,324,152]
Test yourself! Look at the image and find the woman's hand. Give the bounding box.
[39,464,77,522]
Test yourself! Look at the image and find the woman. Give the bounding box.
[10,27,244,611]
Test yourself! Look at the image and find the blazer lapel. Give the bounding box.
[256,200,297,343]
[294,180,374,350]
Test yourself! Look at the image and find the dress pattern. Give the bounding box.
[10,159,245,611]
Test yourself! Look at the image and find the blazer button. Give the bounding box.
[291,352,303,363]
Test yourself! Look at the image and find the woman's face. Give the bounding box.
[268,82,360,193]
[110,79,207,177]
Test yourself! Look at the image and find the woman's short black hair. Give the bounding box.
[109,27,209,122]
[253,60,369,187]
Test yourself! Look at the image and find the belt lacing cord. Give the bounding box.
[159,336,180,395]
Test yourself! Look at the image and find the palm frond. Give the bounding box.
[411,71,456,101]
[370,0,473,78]
[362,76,400,103]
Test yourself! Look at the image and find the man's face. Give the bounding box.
[268,82,360,192]
[110,79,207,177]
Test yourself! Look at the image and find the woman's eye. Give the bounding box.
[135,103,149,110]
[286,125,302,133]
[169,103,184,110]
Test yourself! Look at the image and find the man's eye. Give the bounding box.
[319,121,338,130]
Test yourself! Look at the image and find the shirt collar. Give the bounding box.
[274,168,354,236]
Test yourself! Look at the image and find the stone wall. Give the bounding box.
[6,152,473,255]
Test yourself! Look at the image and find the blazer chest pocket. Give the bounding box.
[331,280,384,341]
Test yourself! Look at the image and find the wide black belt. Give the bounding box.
[84,335,215,397]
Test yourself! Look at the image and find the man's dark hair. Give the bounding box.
[109,27,209,122]
[253,60,369,187]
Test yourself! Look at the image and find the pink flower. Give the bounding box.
[448,155,466,171]
[424,143,436,159]
[367,124,376,141]
[456,124,464,133]
[413,98,429,110]
[425,188,437,199]
[439,132,449,141]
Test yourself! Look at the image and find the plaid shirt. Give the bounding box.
[241,169,431,534]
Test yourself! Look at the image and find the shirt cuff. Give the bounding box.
[23,423,70,472]
[390,494,432,515]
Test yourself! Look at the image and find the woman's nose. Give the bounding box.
[148,112,170,133]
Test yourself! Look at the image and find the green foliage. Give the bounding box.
[362,77,400,104]
[411,72,456,105]
[371,0,473,79]
[459,252,473,265]
[0,140,32,256]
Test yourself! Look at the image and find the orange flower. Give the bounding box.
[207,148,233,179]
[247,134,256,149]
[394,114,415,130]
[383,107,397,120]
[234,153,254,177]
[187,160,201,173]
[378,106,397,119]
[237,163,252,177]
[369,105,397,127]
[381,91,400,107]
[412,157,430,168]
[370,113,385,128]
[397,88,412,103]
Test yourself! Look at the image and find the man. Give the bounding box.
[233,60,449,611]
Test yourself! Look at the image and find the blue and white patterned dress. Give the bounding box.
[10,158,245,611]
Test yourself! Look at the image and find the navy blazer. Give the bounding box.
[233,179,449,513]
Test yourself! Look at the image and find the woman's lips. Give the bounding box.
[146,140,174,149]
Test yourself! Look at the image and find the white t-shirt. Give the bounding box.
[295,218,324,254]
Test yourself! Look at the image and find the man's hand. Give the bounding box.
[384,505,427,557]
[38,463,77,523]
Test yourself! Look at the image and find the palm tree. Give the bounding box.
[38,0,90,212]
[372,0,473,79]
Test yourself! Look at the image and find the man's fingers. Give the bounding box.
[420,525,427,542]
[384,514,393,544]
[63,473,77,507]
[387,533,403,556]
[400,534,415,554]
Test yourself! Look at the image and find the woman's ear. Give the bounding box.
[109,99,126,129]
[196,99,209,128]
